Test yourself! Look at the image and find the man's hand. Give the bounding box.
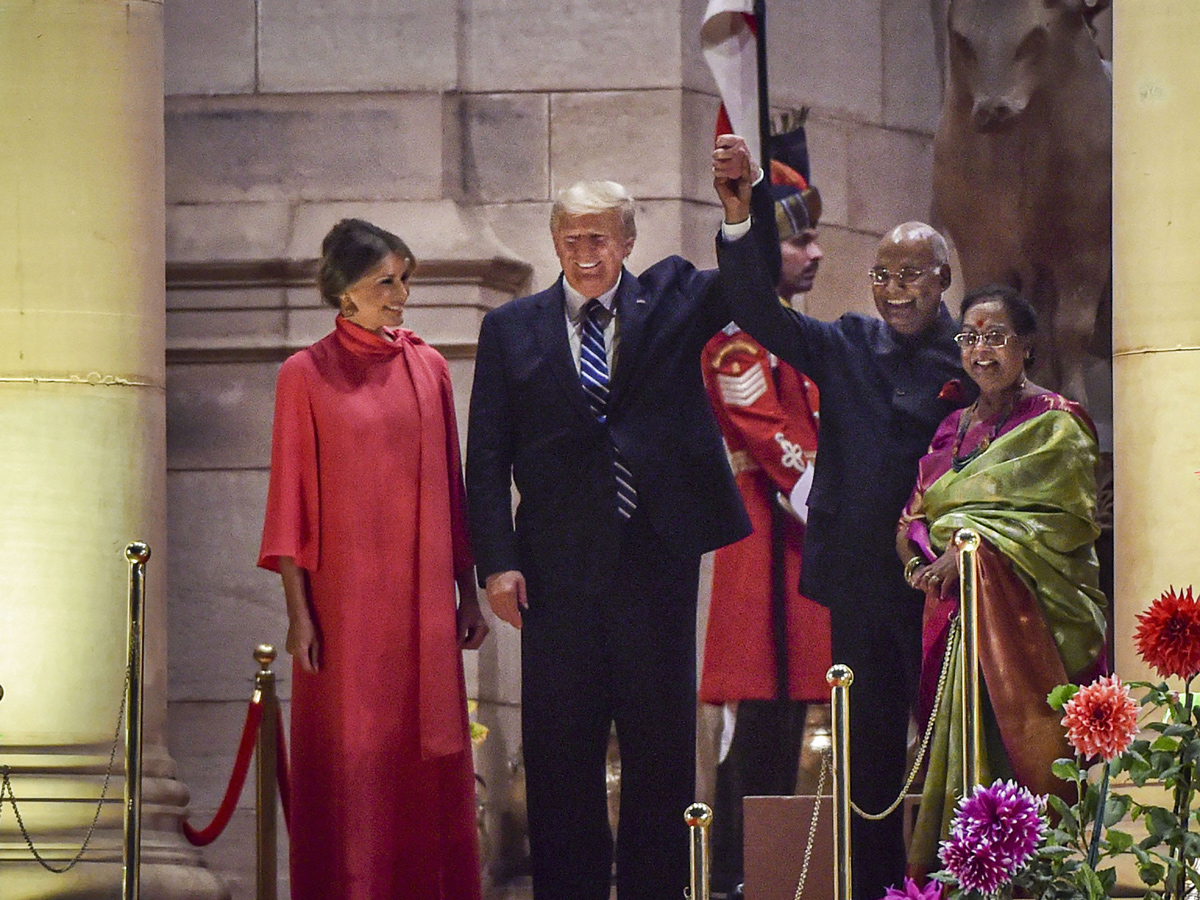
[713,134,759,225]
[484,570,528,629]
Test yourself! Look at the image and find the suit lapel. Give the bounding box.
[609,268,653,407]
[533,279,595,422]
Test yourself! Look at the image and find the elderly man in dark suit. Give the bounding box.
[466,136,770,900]
[717,206,975,900]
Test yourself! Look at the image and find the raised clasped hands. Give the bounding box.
[712,133,758,226]
[484,569,528,630]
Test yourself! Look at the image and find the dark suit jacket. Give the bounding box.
[718,230,975,612]
[467,251,761,601]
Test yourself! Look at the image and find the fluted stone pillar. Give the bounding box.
[0,2,224,897]
[1111,3,1200,682]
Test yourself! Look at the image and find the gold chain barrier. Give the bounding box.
[823,527,984,897]
[684,802,713,900]
[0,543,146,891]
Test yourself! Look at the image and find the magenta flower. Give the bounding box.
[880,876,943,900]
[938,837,1011,895]
[938,780,1046,893]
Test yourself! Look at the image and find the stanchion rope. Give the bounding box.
[182,696,264,846]
[179,689,290,845]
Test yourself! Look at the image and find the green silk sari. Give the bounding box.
[906,399,1107,877]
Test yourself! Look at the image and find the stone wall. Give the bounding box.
[162,1,973,896]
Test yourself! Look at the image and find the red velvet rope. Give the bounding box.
[274,704,291,831]
[182,698,264,846]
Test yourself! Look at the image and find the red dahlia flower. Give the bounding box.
[1133,585,1200,680]
[1061,674,1139,761]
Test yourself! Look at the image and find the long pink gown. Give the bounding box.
[259,316,482,900]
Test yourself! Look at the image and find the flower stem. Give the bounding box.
[1171,680,1196,900]
[1087,761,1110,869]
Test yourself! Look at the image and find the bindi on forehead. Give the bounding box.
[963,300,1011,327]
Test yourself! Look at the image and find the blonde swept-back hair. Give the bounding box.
[550,180,637,241]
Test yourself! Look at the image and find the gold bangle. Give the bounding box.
[904,556,923,584]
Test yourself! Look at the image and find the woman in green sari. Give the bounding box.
[896,284,1107,878]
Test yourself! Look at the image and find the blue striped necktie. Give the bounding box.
[580,299,638,520]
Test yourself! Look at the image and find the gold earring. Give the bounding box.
[341,298,358,317]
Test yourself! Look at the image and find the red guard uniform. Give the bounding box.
[700,328,831,703]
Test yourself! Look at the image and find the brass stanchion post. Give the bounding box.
[684,802,713,900]
[123,542,150,900]
[255,645,279,900]
[827,664,853,900]
[955,528,982,794]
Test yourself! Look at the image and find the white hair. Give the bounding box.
[550,180,637,240]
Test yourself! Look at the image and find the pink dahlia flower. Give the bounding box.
[1061,674,1139,761]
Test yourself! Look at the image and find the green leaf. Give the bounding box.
[1047,793,1075,821]
[1105,792,1132,826]
[1147,806,1177,838]
[1183,829,1200,857]
[1058,800,1080,832]
[1150,735,1180,752]
[1138,859,1166,885]
[1049,683,1080,710]
[1080,864,1106,899]
[1183,738,1200,765]
[1106,828,1134,853]
[1052,758,1083,782]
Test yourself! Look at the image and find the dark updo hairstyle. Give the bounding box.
[317,218,416,309]
[959,283,1039,367]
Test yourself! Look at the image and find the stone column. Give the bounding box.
[0,2,224,897]
[1111,3,1200,681]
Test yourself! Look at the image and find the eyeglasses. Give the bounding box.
[868,266,933,287]
[953,330,1013,350]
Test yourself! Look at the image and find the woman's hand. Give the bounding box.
[279,557,320,673]
[287,611,320,674]
[910,548,959,600]
[457,597,489,650]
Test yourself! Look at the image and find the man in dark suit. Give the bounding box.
[466,136,768,900]
[717,210,975,900]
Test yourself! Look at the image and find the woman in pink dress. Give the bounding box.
[259,218,488,900]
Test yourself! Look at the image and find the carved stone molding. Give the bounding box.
[165,256,531,365]
[165,256,532,295]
